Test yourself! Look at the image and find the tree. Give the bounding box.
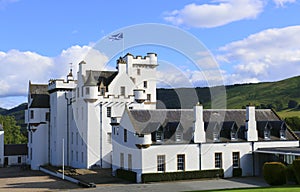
[288,100,298,109]
[285,116,300,131]
[0,115,27,144]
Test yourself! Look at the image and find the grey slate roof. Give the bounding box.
[29,83,50,108]
[4,144,28,156]
[127,109,297,144]
[84,70,118,87]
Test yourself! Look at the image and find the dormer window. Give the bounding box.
[231,131,237,140]
[213,132,220,142]
[156,130,163,142]
[175,131,183,142]
[280,130,286,140]
[264,129,270,140]
[100,87,105,96]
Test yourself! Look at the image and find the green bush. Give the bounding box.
[263,162,287,186]
[292,159,300,184]
[286,164,297,184]
[116,169,137,183]
[232,168,242,177]
[141,169,224,183]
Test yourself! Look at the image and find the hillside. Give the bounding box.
[157,75,300,110]
[1,75,300,135]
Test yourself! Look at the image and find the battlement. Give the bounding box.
[124,52,158,66]
[48,79,76,92]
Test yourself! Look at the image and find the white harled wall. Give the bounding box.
[0,128,4,167]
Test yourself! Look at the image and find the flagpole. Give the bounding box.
[122,35,124,57]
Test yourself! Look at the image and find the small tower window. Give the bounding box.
[120,86,125,96]
[107,107,111,117]
[30,110,34,119]
[137,68,141,75]
[156,130,163,142]
[143,81,147,88]
[85,87,90,95]
[100,87,105,96]
[147,94,151,101]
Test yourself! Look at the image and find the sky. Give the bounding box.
[0,0,300,109]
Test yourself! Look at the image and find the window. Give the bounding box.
[120,86,125,96]
[76,151,78,161]
[120,153,124,169]
[157,155,165,172]
[280,129,286,140]
[107,107,111,117]
[85,87,90,95]
[30,110,34,119]
[175,131,183,142]
[215,153,222,168]
[71,132,73,144]
[82,132,84,145]
[213,132,220,142]
[128,154,132,171]
[137,68,141,75]
[81,86,84,97]
[107,133,112,144]
[177,154,185,171]
[232,152,240,168]
[100,87,105,96]
[124,129,127,142]
[156,130,163,142]
[143,81,147,88]
[18,156,21,164]
[76,132,78,145]
[264,129,270,140]
[71,150,73,161]
[45,112,50,121]
[113,127,115,135]
[30,132,32,143]
[81,152,84,163]
[147,94,151,101]
[231,131,237,140]
[77,88,79,97]
[30,148,32,160]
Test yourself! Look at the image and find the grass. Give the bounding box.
[189,186,300,192]
[277,109,300,119]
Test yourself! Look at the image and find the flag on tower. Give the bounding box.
[109,33,123,41]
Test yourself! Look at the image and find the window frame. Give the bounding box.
[177,154,185,171]
[232,152,240,168]
[215,152,222,168]
[157,155,166,172]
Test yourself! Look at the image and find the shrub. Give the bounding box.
[141,169,224,183]
[116,169,137,183]
[286,164,297,184]
[263,162,287,186]
[292,159,300,184]
[232,168,242,177]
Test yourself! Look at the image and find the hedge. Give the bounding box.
[292,159,300,184]
[116,169,137,183]
[286,164,297,184]
[232,168,242,177]
[263,162,287,186]
[141,169,224,183]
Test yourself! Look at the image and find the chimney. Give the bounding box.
[193,103,206,143]
[117,57,127,74]
[246,105,258,141]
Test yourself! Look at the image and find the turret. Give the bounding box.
[246,105,258,141]
[193,103,206,143]
[134,89,146,103]
[83,70,98,102]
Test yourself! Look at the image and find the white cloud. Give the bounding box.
[218,25,300,83]
[0,45,108,99]
[0,0,18,9]
[273,0,297,7]
[164,0,264,28]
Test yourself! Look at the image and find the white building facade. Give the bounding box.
[26,53,158,170]
[111,105,299,182]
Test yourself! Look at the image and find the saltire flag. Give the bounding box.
[109,32,123,41]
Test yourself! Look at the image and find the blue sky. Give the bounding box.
[0,0,300,109]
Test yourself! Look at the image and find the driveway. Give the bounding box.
[0,167,79,192]
[71,177,268,192]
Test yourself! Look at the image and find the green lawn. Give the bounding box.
[190,186,300,192]
[277,109,300,119]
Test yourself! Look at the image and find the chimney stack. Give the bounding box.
[246,105,258,141]
[193,103,206,143]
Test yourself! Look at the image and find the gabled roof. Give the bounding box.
[84,70,118,87]
[127,108,297,143]
[29,83,50,108]
[29,83,48,95]
[4,144,28,156]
